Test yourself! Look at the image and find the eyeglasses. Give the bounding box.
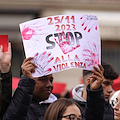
[111,100,120,110]
[61,114,82,120]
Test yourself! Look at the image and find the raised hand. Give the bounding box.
[89,64,104,90]
[0,42,11,73]
[21,57,37,79]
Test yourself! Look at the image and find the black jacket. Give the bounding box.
[0,70,12,120]
[103,102,114,120]
[73,85,105,120]
[3,75,56,120]
[85,85,105,120]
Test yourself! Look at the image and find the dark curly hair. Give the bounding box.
[83,61,119,82]
[102,61,119,80]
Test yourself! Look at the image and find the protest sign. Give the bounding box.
[0,35,8,52]
[19,14,101,77]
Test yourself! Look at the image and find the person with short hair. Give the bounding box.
[72,61,119,120]
[44,64,105,120]
[102,61,119,120]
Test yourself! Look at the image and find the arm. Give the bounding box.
[0,43,12,119]
[3,57,37,120]
[3,75,36,120]
[85,84,105,120]
[0,70,12,118]
[85,65,105,120]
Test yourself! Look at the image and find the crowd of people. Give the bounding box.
[0,41,120,120]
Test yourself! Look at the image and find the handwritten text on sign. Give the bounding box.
[19,14,101,77]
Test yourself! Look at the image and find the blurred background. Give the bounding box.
[0,0,120,95]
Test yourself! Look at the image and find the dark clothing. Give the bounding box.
[3,75,54,120]
[85,85,105,120]
[3,75,107,120]
[0,70,12,120]
[103,102,114,120]
[27,99,50,120]
[73,85,105,120]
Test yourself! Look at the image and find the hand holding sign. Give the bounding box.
[21,57,37,79]
[90,64,104,90]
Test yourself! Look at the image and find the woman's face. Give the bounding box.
[114,93,120,120]
[61,104,82,120]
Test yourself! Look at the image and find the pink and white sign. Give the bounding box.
[19,14,101,77]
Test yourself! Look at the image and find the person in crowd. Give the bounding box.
[72,61,119,120]
[110,90,120,120]
[44,64,105,120]
[109,90,120,120]
[44,98,82,120]
[102,61,119,120]
[3,57,57,120]
[0,42,12,120]
[110,90,120,108]
[113,91,120,120]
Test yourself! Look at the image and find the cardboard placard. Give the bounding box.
[20,14,101,77]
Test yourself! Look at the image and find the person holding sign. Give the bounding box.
[0,41,12,120]
[43,64,104,120]
[72,61,119,120]
[3,57,57,120]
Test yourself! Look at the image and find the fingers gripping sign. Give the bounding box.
[90,64,104,90]
[21,57,37,79]
[31,51,54,77]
